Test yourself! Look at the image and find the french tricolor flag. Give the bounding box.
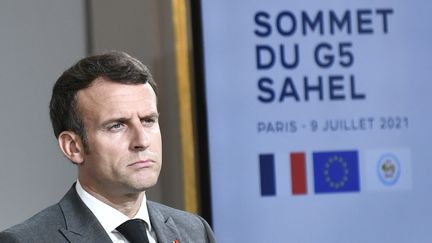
[259,152,307,196]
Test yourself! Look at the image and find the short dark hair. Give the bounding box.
[49,51,157,148]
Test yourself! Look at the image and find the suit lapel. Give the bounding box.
[148,201,181,243]
[58,185,113,243]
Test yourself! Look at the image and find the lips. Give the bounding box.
[128,160,154,168]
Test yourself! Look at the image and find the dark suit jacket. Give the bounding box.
[0,186,216,243]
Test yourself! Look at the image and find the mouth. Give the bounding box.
[128,160,154,168]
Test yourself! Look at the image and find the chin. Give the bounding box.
[133,179,158,192]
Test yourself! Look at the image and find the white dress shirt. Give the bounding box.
[75,181,157,243]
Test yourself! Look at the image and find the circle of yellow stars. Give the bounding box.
[324,155,349,189]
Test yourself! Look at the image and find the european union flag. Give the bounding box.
[313,150,360,194]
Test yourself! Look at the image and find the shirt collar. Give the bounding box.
[75,180,152,234]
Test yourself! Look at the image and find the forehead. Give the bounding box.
[76,77,157,120]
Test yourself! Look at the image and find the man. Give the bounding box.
[0,51,216,243]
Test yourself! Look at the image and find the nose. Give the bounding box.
[130,123,150,151]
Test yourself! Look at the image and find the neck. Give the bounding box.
[79,181,145,218]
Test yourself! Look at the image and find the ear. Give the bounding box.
[58,131,85,164]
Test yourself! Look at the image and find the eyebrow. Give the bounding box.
[101,112,160,126]
[141,112,160,120]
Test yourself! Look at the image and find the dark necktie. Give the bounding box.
[116,219,150,243]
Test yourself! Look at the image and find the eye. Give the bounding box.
[145,118,155,123]
[108,122,124,131]
[142,117,157,126]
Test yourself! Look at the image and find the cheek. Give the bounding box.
[91,132,128,151]
[151,134,162,152]
[87,140,125,166]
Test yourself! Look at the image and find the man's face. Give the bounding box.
[76,77,162,196]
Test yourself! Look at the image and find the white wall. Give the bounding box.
[0,0,86,230]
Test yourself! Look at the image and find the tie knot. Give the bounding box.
[116,219,150,243]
